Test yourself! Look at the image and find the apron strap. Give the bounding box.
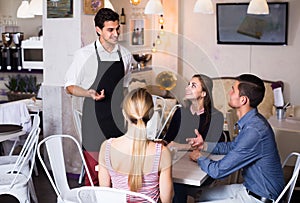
[94,41,101,62]
[94,41,122,61]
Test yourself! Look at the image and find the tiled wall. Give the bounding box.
[0,72,43,102]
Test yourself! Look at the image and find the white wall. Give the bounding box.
[179,0,300,105]
[2,0,300,105]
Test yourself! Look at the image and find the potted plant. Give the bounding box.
[5,74,41,101]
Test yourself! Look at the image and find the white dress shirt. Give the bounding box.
[64,39,132,90]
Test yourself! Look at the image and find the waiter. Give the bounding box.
[64,8,132,186]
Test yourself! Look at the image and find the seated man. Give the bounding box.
[189,74,285,203]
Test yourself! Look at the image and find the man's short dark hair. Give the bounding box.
[94,8,119,29]
[236,74,265,108]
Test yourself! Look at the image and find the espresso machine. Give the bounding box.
[1,32,12,70]
[11,32,24,70]
[1,32,24,71]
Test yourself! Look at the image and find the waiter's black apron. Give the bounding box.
[81,42,125,152]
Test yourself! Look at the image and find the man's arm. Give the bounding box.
[66,85,105,101]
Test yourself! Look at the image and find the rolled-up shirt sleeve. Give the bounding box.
[64,50,87,90]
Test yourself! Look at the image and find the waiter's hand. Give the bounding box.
[189,149,203,162]
[88,89,105,101]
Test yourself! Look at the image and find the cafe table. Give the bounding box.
[268,116,300,166]
[172,151,224,186]
[0,124,25,143]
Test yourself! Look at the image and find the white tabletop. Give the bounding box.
[0,130,26,142]
[268,116,300,133]
[172,151,224,186]
[95,151,223,187]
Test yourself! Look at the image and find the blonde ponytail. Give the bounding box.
[123,88,154,192]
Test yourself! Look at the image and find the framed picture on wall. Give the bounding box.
[47,0,73,18]
[84,0,104,15]
[216,2,288,45]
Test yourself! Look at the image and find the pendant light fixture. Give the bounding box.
[104,0,115,11]
[144,0,164,15]
[17,0,34,18]
[130,0,141,6]
[29,0,43,16]
[247,0,269,15]
[193,0,214,14]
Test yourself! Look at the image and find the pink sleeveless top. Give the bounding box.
[105,138,162,202]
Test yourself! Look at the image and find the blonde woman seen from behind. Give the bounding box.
[98,88,173,203]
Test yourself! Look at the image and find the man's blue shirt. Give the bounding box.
[197,109,285,200]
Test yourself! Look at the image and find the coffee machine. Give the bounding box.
[1,32,24,71]
[1,32,12,70]
[11,32,24,70]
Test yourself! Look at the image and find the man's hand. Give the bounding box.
[186,129,204,150]
[88,89,105,101]
[189,149,202,162]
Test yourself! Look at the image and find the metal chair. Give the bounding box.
[77,186,156,203]
[158,104,182,140]
[274,152,300,203]
[0,127,40,203]
[0,114,40,203]
[37,134,93,203]
[73,109,85,185]
[147,95,166,140]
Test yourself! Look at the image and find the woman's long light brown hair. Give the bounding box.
[123,88,154,192]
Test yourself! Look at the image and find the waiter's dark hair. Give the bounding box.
[94,8,119,30]
[236,74,265,108]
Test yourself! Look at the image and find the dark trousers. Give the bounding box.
[83,150,99,186]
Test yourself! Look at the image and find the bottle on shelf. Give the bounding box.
[136,28,140,45]
[120,8,126,25]
[140,28,144,45]
[132,29,138,45]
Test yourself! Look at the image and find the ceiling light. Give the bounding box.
[247,0,269,15]
[104,0,115,11]
[193,0,214,14]
[17,0,34,18]
[130,0,141,6]
[144,0,163,15]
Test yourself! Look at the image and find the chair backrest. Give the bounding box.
[37,134,93,201]
[147,95,166,139]
[275,152,300,203]
[30,113,40,130]
[158,104,182,140]
[225,108,238,141]
[12,114,40,165]
[77,186,156,203]
[9,127,40,189]
[73,109,82,140]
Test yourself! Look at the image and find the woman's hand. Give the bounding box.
[186,129,204,150]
